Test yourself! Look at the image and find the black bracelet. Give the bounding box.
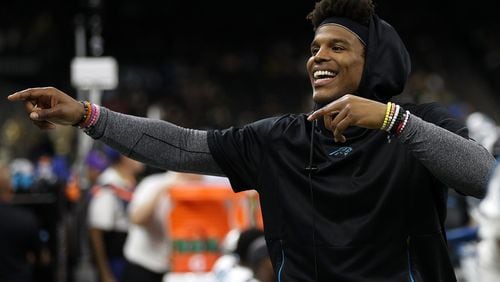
[72,101,88,127]
[389,107,406,135]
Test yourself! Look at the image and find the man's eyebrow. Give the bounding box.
[330,38,350,45]
[311,38,351,47]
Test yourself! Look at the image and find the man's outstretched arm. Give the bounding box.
[7,87,223,176]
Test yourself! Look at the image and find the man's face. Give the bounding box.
[306,24,365,104]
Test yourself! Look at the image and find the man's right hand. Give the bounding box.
[7,87,84,129]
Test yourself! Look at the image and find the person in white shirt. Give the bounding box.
[87,148,144,282]
[122,171,202,282]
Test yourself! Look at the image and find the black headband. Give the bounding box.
[318,17,368,45]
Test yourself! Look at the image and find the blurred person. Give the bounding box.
[465,111,500,212]
[466,111,500,158]
[246,236,274,282]
[87,147,144,282]
[9,158,35,193]
[85,149,110,187]
[63,149,110,282]
[0,163,46,282]
[75,149,110,237]
[71,149,110,237]
[80,149,110,232]
[122,171,202,282]
[212,228,270,282]
[211,229,245,281]
[7,0,497,280]
[28,134,68,192]
[473,159,500,282]
[233,228,265,279]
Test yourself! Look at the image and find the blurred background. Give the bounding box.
[0,0,499,281]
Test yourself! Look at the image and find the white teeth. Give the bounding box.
[313,70,336,79]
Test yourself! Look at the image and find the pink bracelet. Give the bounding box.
[79,103,100,129]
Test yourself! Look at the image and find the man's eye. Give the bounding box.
[332,46,344,52]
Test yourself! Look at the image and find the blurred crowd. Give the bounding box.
[0,139,275,282]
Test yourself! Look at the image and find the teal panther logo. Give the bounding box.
[329,146,353,157]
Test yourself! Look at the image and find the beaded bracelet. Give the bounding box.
[380,102,392,130]
[72,101,88,127]
[389,105,406,135]
[387,102,396,130]
[74,101,100,129]
[386,104,400,133]
[82,101,92,125]
[86,104,100,128]
[395,110,410,136]
[82,103,99,129]
[392,109,406,134]
[382,103,411,142]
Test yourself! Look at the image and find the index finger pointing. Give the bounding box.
[7,88,49,102]
[307,108,327,121]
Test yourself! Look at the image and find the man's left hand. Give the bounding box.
[307,94,386,142]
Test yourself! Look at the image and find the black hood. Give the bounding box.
[357,15,411,102]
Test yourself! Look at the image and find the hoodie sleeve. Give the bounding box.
[398,104,496,198]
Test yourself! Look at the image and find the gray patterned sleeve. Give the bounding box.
[85,107,224,176]
[398,115,496,198]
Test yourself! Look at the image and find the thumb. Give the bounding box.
[30,106,60,121]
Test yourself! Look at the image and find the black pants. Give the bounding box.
[122,261,165,282]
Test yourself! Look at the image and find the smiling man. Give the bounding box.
[7,0,496,281]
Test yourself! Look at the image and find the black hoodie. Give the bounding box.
[208,15,461,281]
[358,15,411,102]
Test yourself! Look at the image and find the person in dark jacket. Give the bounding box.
[7,0,496,280]
[0,164,42,282]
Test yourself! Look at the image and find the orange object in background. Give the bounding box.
[167,184,263,273]
[64,174,81,203]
